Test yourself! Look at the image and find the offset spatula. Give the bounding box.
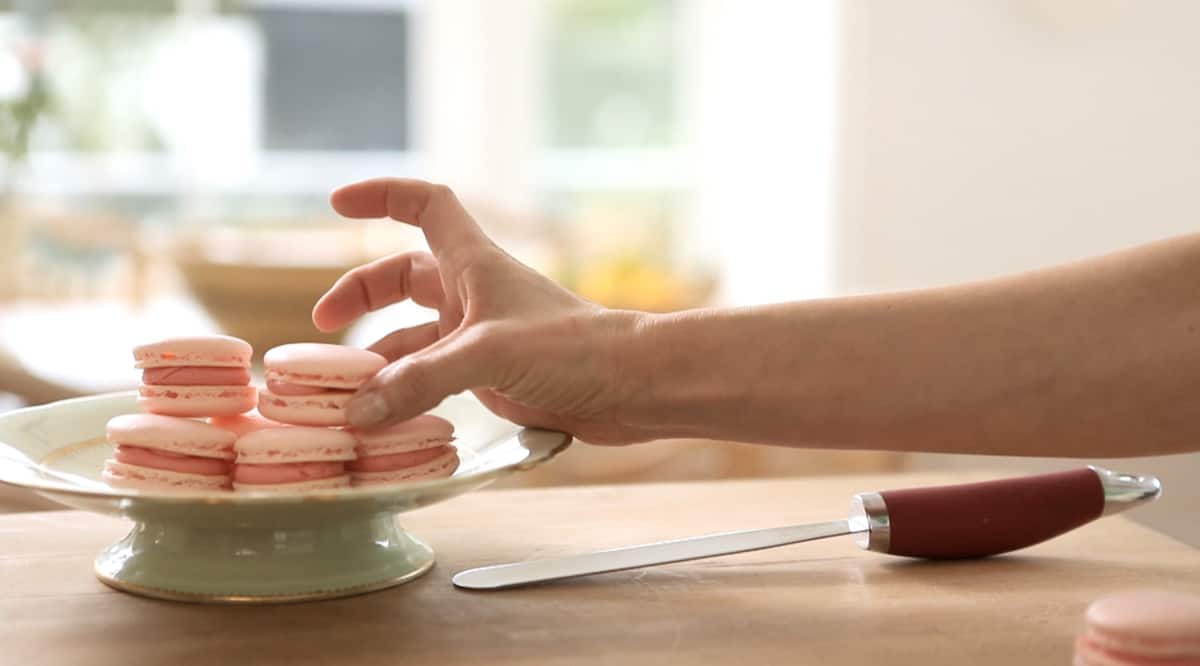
[452,466,1161,590]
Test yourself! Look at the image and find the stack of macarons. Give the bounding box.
[135,336,257,416]
[101,336,460,493]
[231,343,458,492]
[1074,589,1200,665]
[103,335,254,491]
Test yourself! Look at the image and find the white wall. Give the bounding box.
[835,0,1200,545]
[686,0,837,305]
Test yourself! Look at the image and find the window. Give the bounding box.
[254,5,411,151]
[8,1,421,197]
[543,0,677,150]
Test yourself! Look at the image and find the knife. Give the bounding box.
[452,466,1161,590]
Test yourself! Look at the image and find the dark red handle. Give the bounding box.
[878,468,1105,559]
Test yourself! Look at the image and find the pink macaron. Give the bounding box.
[102,414,235,491]
[233,426,356,492]
[257,343,387,426]
[208,410,280,438]
[1075,589,1200,665]
[348,415,458,486]
[135,335,256,417]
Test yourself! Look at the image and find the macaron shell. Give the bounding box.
[349,445,453,473]
[207,411,281,438]
[235,426,358,464]
[233,475,351,493]
[1072,634,1195,666]
[351,448,459,487]
[1079,632,1200,664]
[103,460,230,491]
[351,414,455,456]
[134,335,252,369]
[138,385,258,417]
[106,413,236,460]
[355,434,453,457]
[263,343,386,389]
[1084,590,1200,659]
[233,461,347,485]
[257,388,353,426]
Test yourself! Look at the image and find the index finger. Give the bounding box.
[311,251,445,332]
[330,178,491,258]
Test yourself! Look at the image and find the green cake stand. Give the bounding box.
[0,391,570,603]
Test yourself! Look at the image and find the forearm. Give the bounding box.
[622,234,1200,457]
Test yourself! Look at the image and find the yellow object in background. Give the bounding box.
[572,254,708,312]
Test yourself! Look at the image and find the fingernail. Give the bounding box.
[347,392,389,428]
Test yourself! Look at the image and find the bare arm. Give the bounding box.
[317,178,1200,458]
[625,234,1200,457]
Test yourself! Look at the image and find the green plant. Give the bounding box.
[0,45,49,197]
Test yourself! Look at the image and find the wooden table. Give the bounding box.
[3,472,1198,665]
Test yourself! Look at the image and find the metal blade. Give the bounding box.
[452,519,856,590]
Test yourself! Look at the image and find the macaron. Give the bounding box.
[135,335,256,417]
[208,410,280,438]
[348,415,459,486]
[258,343,387,426]
[102,413,235,491]
[233,426,356,492]
[1075,589,1200,666]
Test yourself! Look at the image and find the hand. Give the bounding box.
[312,178,646,444]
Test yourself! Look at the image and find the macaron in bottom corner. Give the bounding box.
[1075,589,1200,666]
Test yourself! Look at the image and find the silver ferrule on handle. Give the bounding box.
[848,491,889,553]
[1089,466,1162,516]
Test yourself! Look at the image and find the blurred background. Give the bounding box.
[0,0,1197,543]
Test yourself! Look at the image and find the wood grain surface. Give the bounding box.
[2,472,1197,665]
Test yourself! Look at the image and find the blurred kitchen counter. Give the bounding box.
[498,438,904,487]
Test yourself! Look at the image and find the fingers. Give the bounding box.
[345,334,497,429]
[330,178,491,258]
[311,251,444,332]
[367,321,441,362]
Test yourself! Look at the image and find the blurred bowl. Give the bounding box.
[175,256,353,357]
[171,225,374,359]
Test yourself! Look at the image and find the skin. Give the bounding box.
[314,178,1200,458]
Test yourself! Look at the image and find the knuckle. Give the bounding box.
[428,183,456,203]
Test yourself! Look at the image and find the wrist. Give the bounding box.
[588,308,659,442]
[607,308,724,441]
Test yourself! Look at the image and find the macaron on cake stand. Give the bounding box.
[0,391,571,604]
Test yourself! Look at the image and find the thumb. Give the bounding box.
[345,334,495,429]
